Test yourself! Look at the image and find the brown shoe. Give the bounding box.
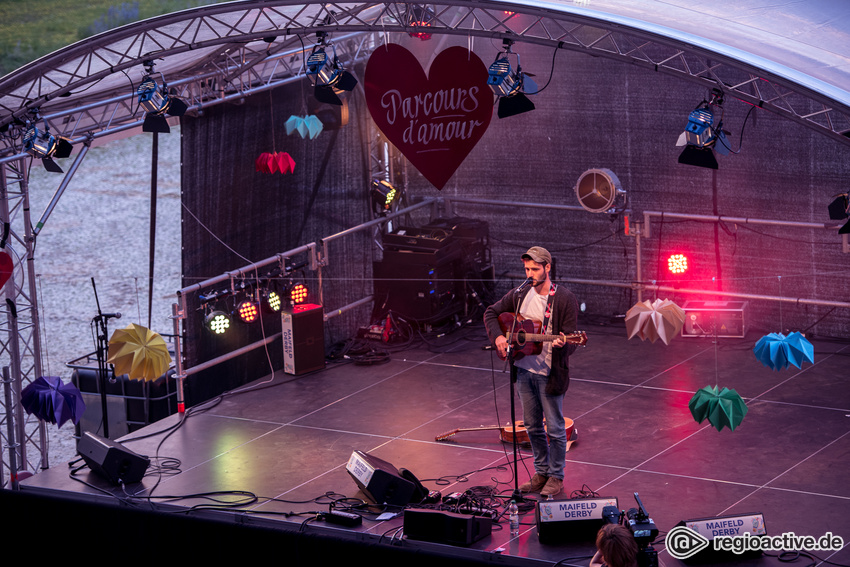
[540,477,563,497]
[519,473,548,493]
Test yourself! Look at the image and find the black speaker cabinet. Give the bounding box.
[281,303,325,375]
[404,508,492,546]
[77,431,150,485]
[345,450,415,506]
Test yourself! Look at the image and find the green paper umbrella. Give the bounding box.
[688,385,748,431]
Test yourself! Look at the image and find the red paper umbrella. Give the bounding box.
[255,151,295,174]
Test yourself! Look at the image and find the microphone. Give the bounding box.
[96,312,122,320]
[515,278,533,293]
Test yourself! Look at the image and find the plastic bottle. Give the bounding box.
[508,500,519,536]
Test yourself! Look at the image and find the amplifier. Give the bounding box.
[682,301,747,338]
[345,450,415,506]
[383,226,454,253]
[77,431,150,485]
[536,496,619,543]
[281,303,325,375]
[404,508,492,545]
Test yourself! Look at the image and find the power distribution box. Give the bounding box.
[682,300,747,338]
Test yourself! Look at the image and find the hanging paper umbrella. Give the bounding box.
[688,385,748,431]
[0,250,13,289]
[21,376,86,427]
[625,298,686,345]
[107,323,172,382]
[753,331,815,371]
[285,115,303,136]
[255,151,296,174]
[286,114,324,139]
[302,115,323,139]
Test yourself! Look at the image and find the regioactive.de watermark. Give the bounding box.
[665,525,845,559]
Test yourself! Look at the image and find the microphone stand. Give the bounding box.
[91,278,115,439]
[505,281,531,504]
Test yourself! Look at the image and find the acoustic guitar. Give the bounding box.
[436,418,577,451]
[497,312,588,361]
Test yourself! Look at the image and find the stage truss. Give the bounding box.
[2,0,850,478]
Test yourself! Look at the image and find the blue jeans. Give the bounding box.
[515,367,567,480]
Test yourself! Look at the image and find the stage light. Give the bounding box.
[261,289,282,313]
[306,34,358,106]
[205,310,231,335]
[22,120,73,173]
[236,299,260,323]
[668,254,689,274]
[676,89,731,169]
[287,282,308,305]
[136,62,188,133]
[371,179,399,214]
[487,40,536,119]
[407,5,434,40]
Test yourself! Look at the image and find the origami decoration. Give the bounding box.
[689,385,748,432]
[107,323,172,382]
[255,151,296,174]
[21,376,85,428]
[753,331,815,371]
[625,298,686,345]
[0,250,13,289]
[285,114,323,139]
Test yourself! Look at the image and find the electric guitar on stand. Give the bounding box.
[497,312,588,360]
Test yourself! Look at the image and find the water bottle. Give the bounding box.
[508,500,519,535]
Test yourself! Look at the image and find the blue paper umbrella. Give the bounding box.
[688,385,748,432]
[20,376,85,427]
[753,332,815,370]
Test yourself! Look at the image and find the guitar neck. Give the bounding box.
[506,332,584,343]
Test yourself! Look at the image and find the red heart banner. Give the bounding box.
[365,44,492,190]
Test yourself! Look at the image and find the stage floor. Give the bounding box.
[18,321,850,566]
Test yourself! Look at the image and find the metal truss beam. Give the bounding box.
[1,1,849,160]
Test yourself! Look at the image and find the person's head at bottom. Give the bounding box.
[591,524,639,567]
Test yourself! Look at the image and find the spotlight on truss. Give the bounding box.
[676,89,731,169]
[22,117,73,173]
[136,61,188,133]
[406,4,434,40]
[487,39,536,119]
[306,33,358,106]
[371,179,400,214]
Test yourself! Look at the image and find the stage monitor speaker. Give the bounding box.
[403,508,492,546]
[345,450,415,506]
[536,497,619,544]
[282,303,325,375]
[77,431,150,485]
[674,513,766,563]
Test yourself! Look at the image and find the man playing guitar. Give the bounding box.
[483,246,580,497]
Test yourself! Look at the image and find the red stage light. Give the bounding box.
[668,254,689,274]
[290,283,308,305]
[237,300,260,323]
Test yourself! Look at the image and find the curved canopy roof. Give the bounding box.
[1,0,850,160]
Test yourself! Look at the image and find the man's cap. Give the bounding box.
[522,246,552,265]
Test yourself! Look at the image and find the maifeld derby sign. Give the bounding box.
[365,44,492,190]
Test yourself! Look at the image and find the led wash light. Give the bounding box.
[205,310,231,335]
[668,254,689,274]
[236,300,260,323]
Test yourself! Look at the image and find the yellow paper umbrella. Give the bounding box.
[107,323,172,382]
[625,299,686,345]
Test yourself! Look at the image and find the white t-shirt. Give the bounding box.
[515,287,553,375]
